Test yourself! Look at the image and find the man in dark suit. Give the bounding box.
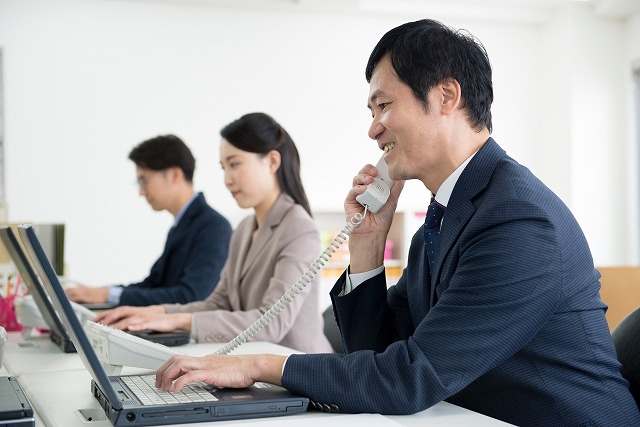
[66,135,232,306]
[154,20,640,425]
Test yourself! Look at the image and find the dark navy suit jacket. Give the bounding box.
[118,192,232,306]
[283,139,640,426]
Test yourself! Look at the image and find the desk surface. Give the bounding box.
[18,368,511,427]
[3,332,84,376]
[5,332,511,426]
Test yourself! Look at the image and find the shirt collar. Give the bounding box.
[174,192,198,227]
[434,151,478,208]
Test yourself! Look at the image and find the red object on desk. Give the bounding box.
[0,295,23,332]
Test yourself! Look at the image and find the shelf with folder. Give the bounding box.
[314,210,407,263]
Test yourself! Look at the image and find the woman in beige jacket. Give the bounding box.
[95,113,333,354]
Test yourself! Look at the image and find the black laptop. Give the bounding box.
[0,376,35,427]
[80,302,117,310]
[18,224,309,426]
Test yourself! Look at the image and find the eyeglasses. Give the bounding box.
[135,170,166,188]
[136,176,151,188]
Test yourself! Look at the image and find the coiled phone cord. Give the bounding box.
[215,208,367,356]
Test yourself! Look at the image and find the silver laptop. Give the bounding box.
[17,224,309,426]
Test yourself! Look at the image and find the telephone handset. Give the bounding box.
[214,155,391,355]
[355,155,394,213]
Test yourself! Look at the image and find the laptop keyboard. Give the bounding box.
[122,375,219,406]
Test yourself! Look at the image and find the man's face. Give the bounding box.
[135,166,170,211]
[367,55,444,188]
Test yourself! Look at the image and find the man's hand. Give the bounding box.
[345,162,404,273]
[155,353,286,392]
[65,286,109,304]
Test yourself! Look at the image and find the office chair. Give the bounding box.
[323,306,343,353]
[611,306,640,408]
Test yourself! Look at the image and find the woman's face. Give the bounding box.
[219,138,280,211]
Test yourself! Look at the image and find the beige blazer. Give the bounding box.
[164,193,333,354]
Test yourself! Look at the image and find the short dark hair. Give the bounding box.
[128,135,196,182]
[366,19,493,133]
[220,112,311,216]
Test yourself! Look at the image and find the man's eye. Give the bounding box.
[379,102,388,110]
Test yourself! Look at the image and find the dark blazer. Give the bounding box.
[119,192,232,306]
[283,139,640,426]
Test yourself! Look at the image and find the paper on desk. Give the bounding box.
[210,413,403,427]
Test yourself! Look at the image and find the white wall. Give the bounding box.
[625,10,640,263]
[0,0,638,283]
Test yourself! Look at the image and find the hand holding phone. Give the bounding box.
[356,155,394,213]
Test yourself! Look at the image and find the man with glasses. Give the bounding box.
[65,135,232,306]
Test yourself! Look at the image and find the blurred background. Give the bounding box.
[0,0,638,286]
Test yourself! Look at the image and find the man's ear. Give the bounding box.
[440,78,462,115]
[168,166,184,183]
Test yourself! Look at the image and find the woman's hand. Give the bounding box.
[93,305,165,328]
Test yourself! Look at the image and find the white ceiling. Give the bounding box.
[142,0,640,23]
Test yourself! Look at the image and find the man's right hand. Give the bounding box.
[65,286,109,304]
[345,162,404,273]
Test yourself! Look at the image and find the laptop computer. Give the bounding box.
[17,224,309,426]
[0,226,190,348]
[79,302,117,310]
[0,376,35,427]
[0,226,77,353]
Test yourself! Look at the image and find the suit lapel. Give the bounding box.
[239,193,296,280]
[432,138,507,288]
[179,193,204,225]
[164,193,204,252]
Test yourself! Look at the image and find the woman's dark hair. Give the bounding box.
[366,19,493,133]
[220,112,311,216]
[128,134,196,182]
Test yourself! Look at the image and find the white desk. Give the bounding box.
[2,331,85,376]
[18,365,511,427]
[4,331,511,426]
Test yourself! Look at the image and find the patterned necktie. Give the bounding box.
[424,197,446,276]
